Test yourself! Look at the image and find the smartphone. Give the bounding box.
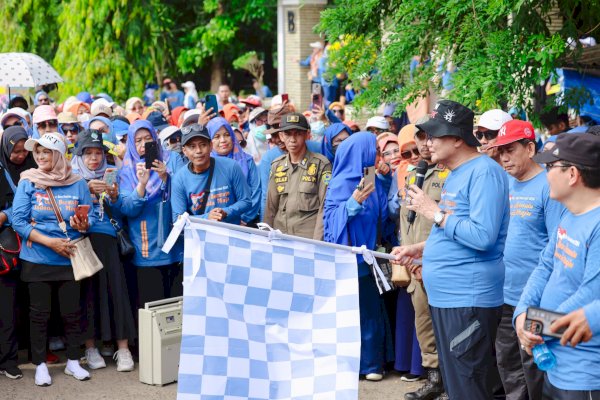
[205,94,219,117]
[144,141,159,170]
[281,93,289,103]
[524,306,566,339]
[103,167,118,186]
[362,166,376,188]
[312,93,323,109]
[75,205,90,221]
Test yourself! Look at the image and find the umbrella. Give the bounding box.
[0,52,63,88]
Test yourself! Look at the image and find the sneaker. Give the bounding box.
[401,373,424,382]
[64,359,90,381]
[84,347,106,370]
[35,363,52,387]
[46,352,59,364]
[100,344,114,357]
[0,366,23,379]
[365,373,384,381]
[49,337,65,351]
[113,349,135,372]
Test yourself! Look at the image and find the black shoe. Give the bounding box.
[0,366,23,379]
[404,368,444,400]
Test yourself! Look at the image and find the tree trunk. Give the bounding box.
[210,56,224,93]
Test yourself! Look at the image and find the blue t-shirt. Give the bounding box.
[119,155,184,268]
[515,206,600,391]
[11,179,96,266]
[160,90,185,109]
[171,157,251,224]
[585,300,600,335]
[503,171,565,306]
[423,155,509,308]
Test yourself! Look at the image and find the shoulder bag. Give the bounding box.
[103,199,135,257]
[46,188,103,281]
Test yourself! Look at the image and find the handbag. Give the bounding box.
[103,199,135,257]
[0,226,20,275]
[46,188,103,281]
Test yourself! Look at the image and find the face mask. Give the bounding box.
[168,142,182,153]
[78,113,91,123]
[310,121,326,140]
[252,125,267,142]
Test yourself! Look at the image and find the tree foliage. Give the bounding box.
[318,0,600,114]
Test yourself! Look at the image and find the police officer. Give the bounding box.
[264,112,331,240]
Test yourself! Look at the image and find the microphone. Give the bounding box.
[407,160,429,226]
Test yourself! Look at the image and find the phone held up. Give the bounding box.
[75,204,90,221]
[205,94,219,117]
[359,166,376,190]
[144,142,159,170]
[103,167,118,187]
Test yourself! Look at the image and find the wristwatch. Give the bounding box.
[433,210,446,227]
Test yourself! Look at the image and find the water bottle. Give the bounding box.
[532,343,556,371]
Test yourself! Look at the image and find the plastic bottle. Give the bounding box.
[532,343,556,371]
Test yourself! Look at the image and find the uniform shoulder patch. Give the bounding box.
[322,171,332,185]
[437,169,449,179]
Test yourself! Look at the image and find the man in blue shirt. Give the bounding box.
[515,133,600,399]
[488,120,565,400]
[392,100,509,399]
[160,79,184,110]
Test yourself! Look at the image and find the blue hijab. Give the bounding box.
[84,116,118,144]
[324,132,386,259]
[206,117,251,176]
[120,120,170,202]
[321,123,353,163]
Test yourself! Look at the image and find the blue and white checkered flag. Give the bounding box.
[176,219,361,400]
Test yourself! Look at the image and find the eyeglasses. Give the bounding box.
[475,130,499,141]
[37,120,58,129]
[401,148,420,159]
[4,120,23,128]
[61,124,80,134]
[382,148,400,158]
[545,162,571,172]
[266,123,280,131]
[181,123,205,136]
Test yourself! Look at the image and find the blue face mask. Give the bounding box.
[252,125,267,142]
[310,121,326,140]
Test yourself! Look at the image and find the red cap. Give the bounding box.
[489,120,536,148]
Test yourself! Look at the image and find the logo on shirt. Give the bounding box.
[307,163,317,176]
[35,192,50,206]
[557,227,580,247]
[190,192,206,212]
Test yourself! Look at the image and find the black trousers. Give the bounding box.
[430,306,502,400]
[0,272,18,369]
[29,280,82,364]
[543,379,600,400]
[136,263,183,309]
[496,303,544,400]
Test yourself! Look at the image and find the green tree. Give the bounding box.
[318,0,600,114]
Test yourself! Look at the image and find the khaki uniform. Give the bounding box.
[264,151,331,240]
[400,163,449,369]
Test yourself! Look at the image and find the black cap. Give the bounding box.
[533,133,600,167]
[416,100,480,147]
[277,112,310,132]
[146,111,170,131]
[181,124,211,146]
[75,129,106,156]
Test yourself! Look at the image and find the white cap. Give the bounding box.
[309,41,324,49]
[158,126,181,143]
[25,133,67,154]
[249,107,267,122]
[365,116,390,130]
[181,81,196,89]
[477,109,512,131]
[1,108,28,126]
[91,99,113,118]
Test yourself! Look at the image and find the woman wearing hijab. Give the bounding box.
[324,132,391,381]
[181,81,199,110]
[125,97,144,115]
[321,122,353,163]
[119,120,184,309]
[12,132,95,386]
[71,129,136,373]
[169,106,188,127]
[0,126,37,380]
[207,117,261,226]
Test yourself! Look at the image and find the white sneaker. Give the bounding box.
[35,363,52,387]
[64,359,90,381]
[113,349,135,372]
[49,337,65,351]
[84,347,106,370]
[365,373,383,381]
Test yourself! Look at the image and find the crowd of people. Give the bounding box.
[0,75,599,400]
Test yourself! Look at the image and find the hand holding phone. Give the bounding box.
[103,168,118,186]
[144,142,159,170]
[75,205,90,221]
[205,95,219,120]
[281,93,289,103]
[362,166,376,188]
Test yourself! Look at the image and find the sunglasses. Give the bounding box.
[61,124,80,134]
[181,123,205,136]
[168,135,182,144]
[4,120,23,128]
[475,130,499,141]
[332,109,344,115]
[401,148,420,159]
[37,120,58,129]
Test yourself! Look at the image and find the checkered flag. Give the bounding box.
[177,220,361,400]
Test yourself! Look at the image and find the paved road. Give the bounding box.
[4,356,421,400]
